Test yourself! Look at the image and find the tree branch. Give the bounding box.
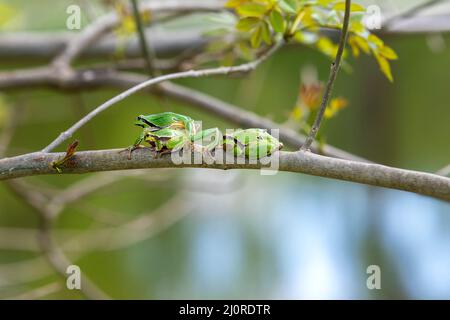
[41,42,283,153]
[0,149,449,202]
[157,82,369,162]
[0,30,207,61]
[130,0,157,77]
[1,107,109,299]
[51,0,223,68]
[1,10,449,62]
[383,0,445,30]
[5,282,62,300]
[301,0,351,151]
[0,66,369,162]
[5,176,110,300]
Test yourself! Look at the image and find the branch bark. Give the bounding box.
[1,149,449,202]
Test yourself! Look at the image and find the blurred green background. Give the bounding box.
[0,0,449,299]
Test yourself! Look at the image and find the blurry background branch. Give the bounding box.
[0,105,199,298]
[40,41,283,153]
[130,0,158,77]
[0,1,449,61]
[0,0,449,300]
[0,65,368,162]
[4,180,110,300]
[383,0,446,31]
[2,0,446,161]
[0,106,109,299]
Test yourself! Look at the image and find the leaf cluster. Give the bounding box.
[222,0,397,81]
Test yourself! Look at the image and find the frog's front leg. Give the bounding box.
[121,131,147,159]
[132,131,148,158]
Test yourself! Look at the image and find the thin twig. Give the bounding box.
[158,82,369,162]
[5,282,62,300]
[0,65,369,162]
[130,0,157,76]
[45,170,169,218]
[5,181,110,300]
[51,0,222,69]
[301,0,351,151]
[0,107,109,299]
[37,213,109,299]
[41,42,283,153]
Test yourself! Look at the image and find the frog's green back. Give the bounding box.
[138,112,193,128]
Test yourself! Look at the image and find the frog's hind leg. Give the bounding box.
[155,148,171,158]
[191,128,222,154]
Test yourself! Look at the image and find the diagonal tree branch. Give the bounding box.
[301,0,351,151]
[383,0,445,30]
[5,180,110,300]
[0,66,369,162]
[51,0,224,69]
[41,42,283,153]
[4,282,62,300]
[130,0,157,77]
[0,105,109,300]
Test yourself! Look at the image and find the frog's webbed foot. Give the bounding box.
[121,144,144,160]
[154,148,172,159]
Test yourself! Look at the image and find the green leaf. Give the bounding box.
[251,25,263,48]
[368,34,384,47]
[261,21,272,45]
[236,17,259,31]
[269,10,285,33]
[333,2,366,12]
[278,0,297,14]
[237,3,268,18]
[225,0,246,8]
[379,45,398,60]
[237,41,255,60]
[374,53,394,82]
[0,2,17,28]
